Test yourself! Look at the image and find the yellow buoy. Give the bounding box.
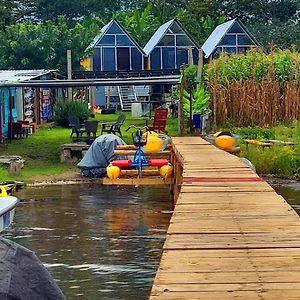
[0,186,8,197]
[106,165,121,179]
[159,164,173,179]
[215,135,235,150]
[144,135,163,153]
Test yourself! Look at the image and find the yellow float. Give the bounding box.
[0,186,7,197]
[159,164,173,179]
[215,135,235,150]
[144,133,163,153]
[106,165,121,179]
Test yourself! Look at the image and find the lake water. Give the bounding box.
[4,181,300,300]
[4,184,172,300]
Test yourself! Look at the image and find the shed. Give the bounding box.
[0,70,57,141]
[201,19,260,59]
[143,19,200,70]
[87,19,146,72]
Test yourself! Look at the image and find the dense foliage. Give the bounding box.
[206,50,300,127]
[53,99,91,126]
[0,0,299,71]
[205,49,300,86]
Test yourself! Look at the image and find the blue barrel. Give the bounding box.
[193,114,202,129]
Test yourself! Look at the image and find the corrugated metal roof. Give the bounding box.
[143,19,174,56]
[86,19,145,55]
[0,70,54,83]
[201,19,236,58]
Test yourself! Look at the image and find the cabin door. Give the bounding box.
[117,48,130,71]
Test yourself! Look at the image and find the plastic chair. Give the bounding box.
[85,120,98,137]
[68,116,87,139]
[101,114,126,137]
[146,107,168,133]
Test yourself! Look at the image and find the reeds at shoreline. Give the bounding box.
[206,50,300,126]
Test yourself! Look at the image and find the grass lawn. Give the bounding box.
[0,112,179,183]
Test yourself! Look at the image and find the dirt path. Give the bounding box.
[26,171,99,186]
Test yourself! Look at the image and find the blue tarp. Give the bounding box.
[77,134,127,177]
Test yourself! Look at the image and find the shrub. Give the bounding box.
[53,98,90,127]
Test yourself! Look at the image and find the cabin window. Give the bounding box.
[238,47,248,54]
[131,48,143,70]
[98,35,115,46]
[107,22,123,34]
[193,48,199,65]
[151,48,162,69]
[228,22,245,34]
[162,47,175,69]
[169,22,184,34]
[158,35,175,46]
[102,47,116,71]
[224,47,236,54]
[116,34,134,46]
[176,49,188,68]
[93,48,101,71]
[219,34,236,46]
[176,35,193,47]
[238,34,253,46]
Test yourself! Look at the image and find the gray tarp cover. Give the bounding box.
[77,134,126,169]
[0,238,65,300]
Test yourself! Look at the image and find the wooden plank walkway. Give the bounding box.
[149,137,300,300]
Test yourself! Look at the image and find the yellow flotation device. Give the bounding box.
[142,132,163,153]
[0,186,8,197]
[106,165,121,179]
[215,135,235,150]
[159,164,173,179]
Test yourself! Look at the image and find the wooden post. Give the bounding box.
[67,49,72,99]
[189,84,193,133]
[178,71,186,136]
[188,47,194,65]
[197,49,204,89]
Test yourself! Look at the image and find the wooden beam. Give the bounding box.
[103,177,172,186]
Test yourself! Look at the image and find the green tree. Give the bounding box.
[0,18,99,70]
[116,4,160,46]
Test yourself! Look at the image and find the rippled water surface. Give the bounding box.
[273,182,300,215]
[4,184,172,300]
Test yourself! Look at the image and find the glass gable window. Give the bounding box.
[151,48,162,69]
[107,22,123,34]
[102,47,116,71]
[158,35,175,46]
[176,35,194,46]
[116,34,134,46]
[169,22,184,34]
[238,34,253,45]
[131,48,142,70]
[228,23,244,34]
[162,47,175,69]
[219,34,236,45]
[97,35,115,46]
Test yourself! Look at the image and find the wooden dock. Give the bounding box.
[150,137,300,300]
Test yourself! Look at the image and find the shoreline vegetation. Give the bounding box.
[2,118,300,184]
[1,50,300,184]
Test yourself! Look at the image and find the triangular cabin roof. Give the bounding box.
[201,19,260,58]
[86,19,145,55]
[143,18,200,56]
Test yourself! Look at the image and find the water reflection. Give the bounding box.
[273,182,300,215]
[4,184,172,300]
